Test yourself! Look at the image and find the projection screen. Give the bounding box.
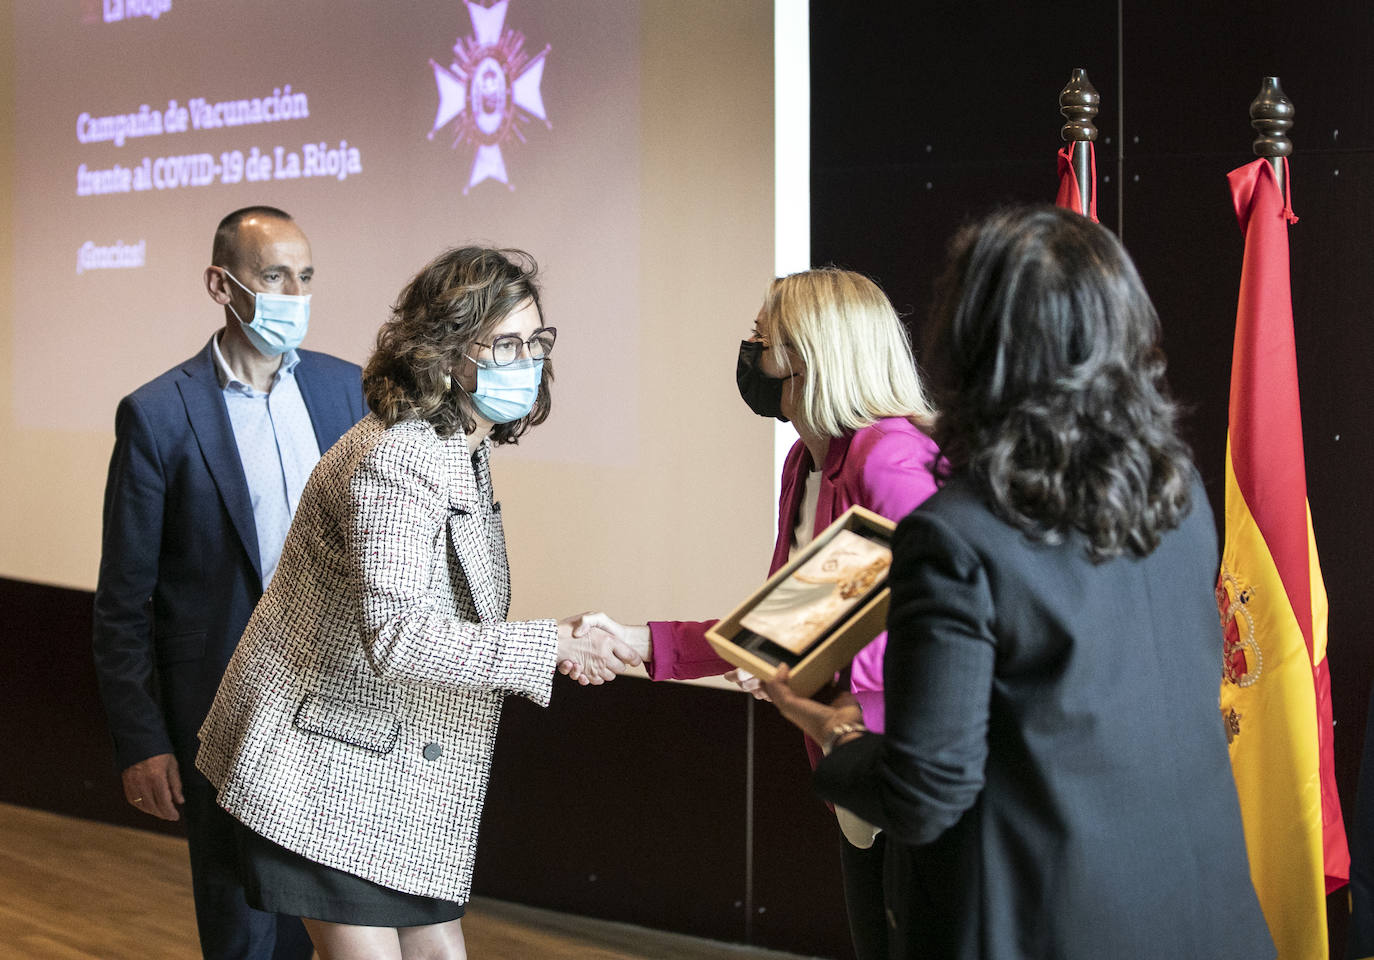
[1,0,806,640]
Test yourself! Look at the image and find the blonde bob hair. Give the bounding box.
[758,268,934,437]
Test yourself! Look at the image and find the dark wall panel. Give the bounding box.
[751,700,853,958]
[1289,154,1374,814]
[1114,154,1242,500]
[0,577,183,839]
[810,0,1119,171]
[475,677,751,940]
[811,0,1120,342]
[812,1,1374,955]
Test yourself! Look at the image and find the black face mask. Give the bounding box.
[735,339,794,422]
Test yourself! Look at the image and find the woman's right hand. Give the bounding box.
[725,668,772,701]
[556,612,650,685]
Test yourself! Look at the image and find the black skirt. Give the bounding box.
[234,821,465,928]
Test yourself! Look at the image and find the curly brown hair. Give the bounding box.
[364,246,552,443]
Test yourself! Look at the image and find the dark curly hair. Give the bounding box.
[924,206,1194,561]
[364,246,551,443]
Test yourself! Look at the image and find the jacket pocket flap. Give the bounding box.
[155,631,206,666]
[292,694,399,756]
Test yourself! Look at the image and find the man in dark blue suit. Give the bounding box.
[92,206,368,959]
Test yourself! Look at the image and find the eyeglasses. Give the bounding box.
[472,327,557,366]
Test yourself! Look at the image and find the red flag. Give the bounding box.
[1055,140,1098,221]
[1217,156,1348,959]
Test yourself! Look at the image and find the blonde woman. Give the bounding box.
[588,268,940,960]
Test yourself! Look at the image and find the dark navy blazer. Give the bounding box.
[92,338,366,770]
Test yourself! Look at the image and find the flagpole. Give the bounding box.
[1221,73,1350,958]
[1059,68,1099,216]
[1250,77,1294,198]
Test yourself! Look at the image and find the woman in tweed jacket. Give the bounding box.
[197,247,638,959]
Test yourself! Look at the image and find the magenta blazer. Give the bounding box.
[647,417,940,738]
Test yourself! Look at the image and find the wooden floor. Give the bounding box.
[0,803,817,959]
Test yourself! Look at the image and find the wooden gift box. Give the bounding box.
[705,504,896,698]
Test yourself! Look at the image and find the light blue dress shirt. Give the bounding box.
[212,334,321,586]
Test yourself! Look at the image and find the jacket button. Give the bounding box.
[422,743,443,761]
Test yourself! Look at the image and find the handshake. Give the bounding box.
[555,612,652,685]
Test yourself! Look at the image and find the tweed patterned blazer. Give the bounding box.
[197,413,557,903]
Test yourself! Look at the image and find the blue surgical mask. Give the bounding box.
[463,355,543,424]
[221,267,311,357]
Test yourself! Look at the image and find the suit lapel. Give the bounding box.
[816,431,855,531]
[474,441,511,618]
[177,338,263,586]
[295,351,353,453]
[770,439,809,574]
[444,436,503,623]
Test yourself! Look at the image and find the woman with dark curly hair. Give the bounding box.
[197,246,639,960]
[765,207,1274,959]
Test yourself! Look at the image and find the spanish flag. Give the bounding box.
[1217,156,1348,959]
[1054,140,1098,222]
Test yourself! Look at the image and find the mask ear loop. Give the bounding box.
[218,266,254,296]
[217,267,255,327]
